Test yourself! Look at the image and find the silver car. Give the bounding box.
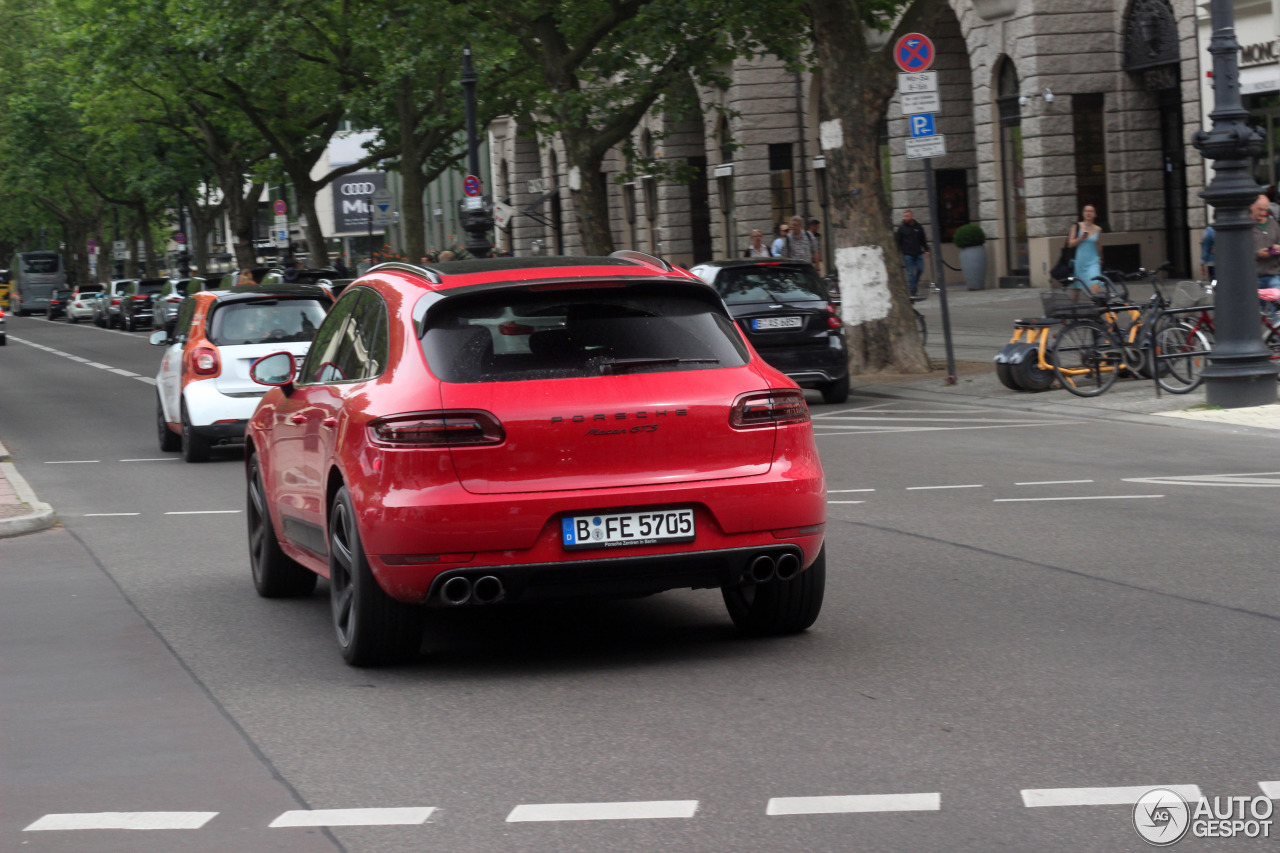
[92,279,134,328]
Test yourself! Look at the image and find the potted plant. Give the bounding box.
[953,224,988,290]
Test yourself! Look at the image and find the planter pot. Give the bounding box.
[960,245,988,290]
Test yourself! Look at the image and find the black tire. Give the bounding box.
[1050,322,1120,397]
[821,375,850,405]
[69,313,79,324]
[180,401,211,463]
[1011,354,1055,391]
[247,455,316,598]
[995,360,1023,390]
[157,394,181,452]
[94,311,105,327]
[328,486,424,666]
[0,334,6,346]
[1155,322,1210,394]
[46,309,55,320]
[722,546,826,636]
[124,312,134,332]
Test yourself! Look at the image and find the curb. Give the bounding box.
[0,453,56,538]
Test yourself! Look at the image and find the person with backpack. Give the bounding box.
[894,210,929,296]
[780,215,822,274]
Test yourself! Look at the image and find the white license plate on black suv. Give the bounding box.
[562,509,695,550]
[751,316,802,330]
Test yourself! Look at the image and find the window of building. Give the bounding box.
[935,169,970,243]
[769,143,794,231]
[1072,93,1108,225]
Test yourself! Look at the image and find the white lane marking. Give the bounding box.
[164,510,241,515]
[828,488,875,493]
[994,495,1164,503]
[45,460,100,464]
[815,422,1079,437]
[1021,785,1201,808]
[108,368,139,377]
[25,812,218,831]
[506,800,699,822]
[827,501,865,505]
[10,336,154,384]
[270,807,435,828]
[816,415,1051,423]
[811,402,896,417]
[86,362,111,369]
[120,458,177,463]
[83,513,141,517]
[134,376,158,386]
[906,484,983,491]
[1015,480,1095,486]
[1124,471,1280,488]
[67,355,89,362]
[766,793,940,816]
[1260,781,1280,799]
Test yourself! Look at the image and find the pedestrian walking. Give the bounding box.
[770,223,789,257]
[745,229,770,258]
[807,218,823,265]
[1200,225,1214,282]
[1252,194,1280,318]
[894,210,929,296]
[1065,204,1103,294]
[780,215,822,273]
[332,256,349,277]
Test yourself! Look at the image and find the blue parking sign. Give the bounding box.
[909,114,936,138]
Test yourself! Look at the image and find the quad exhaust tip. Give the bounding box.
[472,575,504,605]
[775,553,801,581]
[441,576,472,606]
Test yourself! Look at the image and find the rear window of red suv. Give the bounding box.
[422,284,748,383]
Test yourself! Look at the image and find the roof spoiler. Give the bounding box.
[609,250,673,272]
[367,261,444,285]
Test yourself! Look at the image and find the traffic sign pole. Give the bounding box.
[922,158,957,385]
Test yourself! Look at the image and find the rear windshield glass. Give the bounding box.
[422,285,748,383]
[137,281,165,295]
[714,265,829,304]
[21,254,60,274]
[208,299,327,346]
[77,285,103,295]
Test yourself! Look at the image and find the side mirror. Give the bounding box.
[149,329,170,346]
[250,351,296,387]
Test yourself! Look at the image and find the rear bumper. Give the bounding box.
[190,419,249,442]
[183,379,264,428]
[755,338,848,387]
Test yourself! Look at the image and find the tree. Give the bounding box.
[470,0,810,255]
[807,0,939,374]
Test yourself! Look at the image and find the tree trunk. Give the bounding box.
[562,131,614,256]
[189,204,216,277]
[294,179,329,267]
[225,180,263,269]
[808,0,931,375]
[135,203,158,277]
[398,80,428,264]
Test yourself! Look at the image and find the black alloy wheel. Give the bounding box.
[247,455,316,598]
[328,486,424,666]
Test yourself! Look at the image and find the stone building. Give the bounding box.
[489,0,1207,289]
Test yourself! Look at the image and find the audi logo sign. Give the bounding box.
[331,173,386,233]
[340,182,378,196]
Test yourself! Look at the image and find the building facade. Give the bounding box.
[488,0,1216,292]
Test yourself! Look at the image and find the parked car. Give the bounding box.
[153,277,207,329]
[65,284,103,323]
[242,254,828,666]
[120,278,167,331]
[93,279,134,328]
[688,259,850,404]
[44,287,73,320]
[150,284,330,462]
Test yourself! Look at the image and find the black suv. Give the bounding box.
[689,259,849,404]
[45,287,72,320]
[120,278,167,331]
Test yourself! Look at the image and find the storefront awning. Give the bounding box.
[1241,64,1280,95]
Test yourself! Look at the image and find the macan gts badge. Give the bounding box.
[243,255,828,667]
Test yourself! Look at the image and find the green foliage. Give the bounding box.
[953,223,986,248]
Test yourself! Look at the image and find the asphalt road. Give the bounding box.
[1,312,1277,852]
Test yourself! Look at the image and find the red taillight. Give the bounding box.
[730,390,810,429]
[167,295,182,302]
[192,346,220,376]
[132,294,148,300]
[368,411,505,447]
[499,321,534,335]
[110,298,120,306]
[827,316,842,329]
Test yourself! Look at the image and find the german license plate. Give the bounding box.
[562,508,695,550]
[752,316,802,330]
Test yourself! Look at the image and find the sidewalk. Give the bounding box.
[0,441,55,538]
[863,286,1280,432]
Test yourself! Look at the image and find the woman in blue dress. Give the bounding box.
[1067,204,1103,294]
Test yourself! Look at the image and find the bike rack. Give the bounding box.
[1148,304,1215,398]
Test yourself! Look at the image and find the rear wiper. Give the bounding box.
[596,357,719,375]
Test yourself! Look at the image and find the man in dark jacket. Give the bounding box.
[894,210,929,296]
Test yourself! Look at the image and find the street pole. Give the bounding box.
[461,44,492,259]
[367,194,374,264]
[1193,0,1279,406]
[922,159,958,384]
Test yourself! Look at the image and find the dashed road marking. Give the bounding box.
[1124,471,1280,488]
[766,793,940,816]
[1021,785,1201,808]
[506,800,699,822]
[1015,479,1095,486]
[269,807,435,828]
[994,495,1164,503]
[45,460,100,464]
[906,484,983,491]
[120,458,177,462]
[828,488,875,493]
[1260,781,1280,799]
[10,335,156,386]
[828,500,865,505]
[25,812,218,831]
[164,510,241,516]
[83,513,141,517]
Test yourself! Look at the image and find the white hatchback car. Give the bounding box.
[150,284,329,461]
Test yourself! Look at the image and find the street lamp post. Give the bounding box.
[1193,0,1279,406]
[460,44,492,259]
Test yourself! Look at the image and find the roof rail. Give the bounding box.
[609,250,673,272]
[366,261,443,285]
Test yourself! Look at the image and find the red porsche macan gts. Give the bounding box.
[245,253,827,665]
